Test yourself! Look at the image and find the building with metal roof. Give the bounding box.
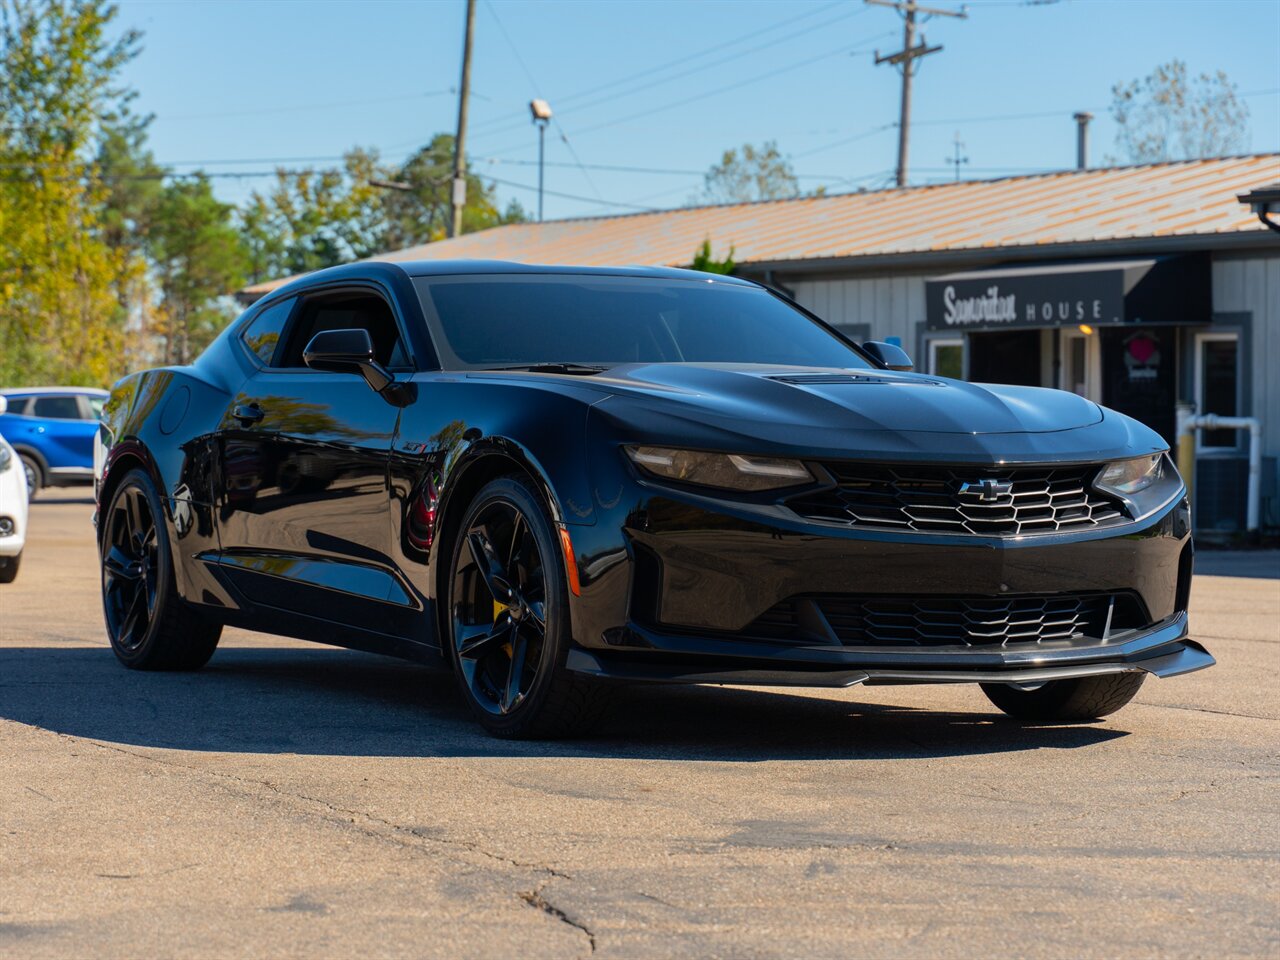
[238,154,1280,536]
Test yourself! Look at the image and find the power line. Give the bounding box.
[479,31,893,159]
[481,173,657,212]
[467,6,878,147]
[794,122,898,158]
[465,0,851,139]
[481,0,606,207]
[911,86,1280,127]
[476,156,849,180]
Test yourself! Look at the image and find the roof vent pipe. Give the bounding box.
[1073,112,1093,170]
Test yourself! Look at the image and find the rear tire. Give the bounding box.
[446,475,612,739]
[101,469,221,670]
[0,551,20,584]
[981,672,1146,722]
[19,454,41,500]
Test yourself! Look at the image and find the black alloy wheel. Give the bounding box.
[448,476,611,738]
[100,470,221,670]
[102,482,161,652]
[453,498,549,715]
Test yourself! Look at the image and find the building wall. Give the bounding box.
[790,271,935,363]
[1211,253,1280,462]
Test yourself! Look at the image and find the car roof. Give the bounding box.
[264,259,759,300]
[0,386,109,397]
[393,260,758,285]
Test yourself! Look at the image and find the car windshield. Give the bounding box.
[413,274,872,370]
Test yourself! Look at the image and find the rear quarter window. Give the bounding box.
[240,297,296,365]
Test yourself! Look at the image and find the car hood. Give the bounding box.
[586,363,1102,435]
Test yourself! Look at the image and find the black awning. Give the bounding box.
[924,255,1210,332]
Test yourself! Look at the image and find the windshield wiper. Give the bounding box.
[486,362,610,376]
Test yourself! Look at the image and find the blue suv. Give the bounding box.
[0,387,107,498]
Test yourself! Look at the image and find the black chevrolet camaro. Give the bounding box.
[95,261,1212,737]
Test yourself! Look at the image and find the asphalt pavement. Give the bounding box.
[1,492,1277,958]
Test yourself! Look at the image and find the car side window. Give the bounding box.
[32,396,82,420]
[2,396,31,416]
[275,290,410,370]
[240,297,296,366]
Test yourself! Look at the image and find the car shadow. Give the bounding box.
[30,492,95,506]
[0,645,1127,761]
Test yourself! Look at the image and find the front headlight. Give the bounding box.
[1096,454,1163,496]
[0,444,11,473]
[1094,453,1184,522]
[626,446,813,492]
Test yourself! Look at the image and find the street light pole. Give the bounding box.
[529,99,553,223]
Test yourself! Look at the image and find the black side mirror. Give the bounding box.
[303,328,393,394]
[862,341,914,372]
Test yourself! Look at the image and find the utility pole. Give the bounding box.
[450,0,477,238]
[869,0,967,188]
[946,131,968,181]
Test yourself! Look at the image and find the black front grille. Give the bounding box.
[743,593,1148,648]
[787,463,1126,536]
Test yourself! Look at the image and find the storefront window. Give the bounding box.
[1196,332,1240,450]
[928,338,964,379]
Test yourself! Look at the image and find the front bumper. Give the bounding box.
[566,611,1213,687]
[564,453,1201,686]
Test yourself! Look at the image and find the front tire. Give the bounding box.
[0,551,20,584]
[446,475,611,739]
[19,453,41,499]
[981,672,1146,722]
[100,469,221,670]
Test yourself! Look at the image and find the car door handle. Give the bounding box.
[233,403,265,426]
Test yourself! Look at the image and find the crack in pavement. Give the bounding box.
[1141,702,1277,721]
[17,721,574,885]
[521,884,596,957]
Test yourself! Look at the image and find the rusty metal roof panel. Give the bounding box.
[240,155,1280,297]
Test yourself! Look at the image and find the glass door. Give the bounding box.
[1060,328,1101,401]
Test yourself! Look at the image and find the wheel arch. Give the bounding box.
[11,443,48,480]
[432,446,547,613]
[96,442,165,544]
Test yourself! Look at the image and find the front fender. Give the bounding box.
[388,377,601,618]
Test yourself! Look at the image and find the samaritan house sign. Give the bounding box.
[924,257,1208,332]
[926,266,1124,331]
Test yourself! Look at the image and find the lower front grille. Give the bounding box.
[743,592,1149,648]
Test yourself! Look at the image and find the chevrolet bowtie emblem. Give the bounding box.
[959,478,1013,502]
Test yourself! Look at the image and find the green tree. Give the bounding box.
[700,141,800,204]
[1110,60,1250,163]
[148,175,247,364]
[0,0,140,386]
[96,110,164,368]
[239,134,528,287]
[239,148,389,283]
[690,238,736,275]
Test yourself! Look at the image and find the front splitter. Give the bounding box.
[565,614,1213,689]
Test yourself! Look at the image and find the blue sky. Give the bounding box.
[117,0,1280,220]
